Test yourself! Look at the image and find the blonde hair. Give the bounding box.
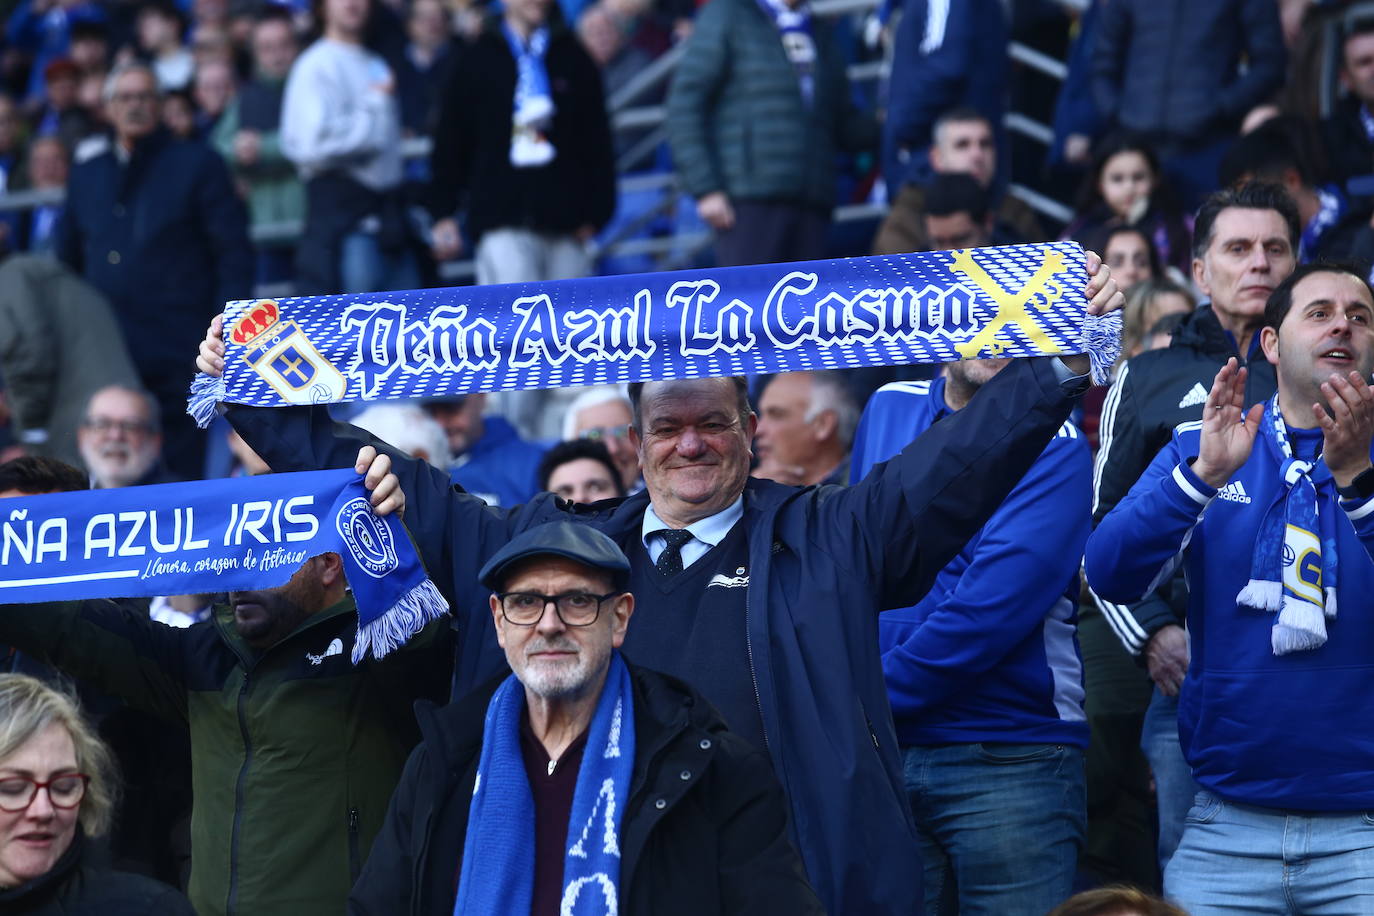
[1122,277,1195,358]
[0,674,118,836]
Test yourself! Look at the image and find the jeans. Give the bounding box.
[903,742,1086,916]
[474,228,592,286]
[1165,790,1374,915]
[1141,686,1199,873]
[339,231,420,295]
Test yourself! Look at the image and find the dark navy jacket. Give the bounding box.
[1089,0,1284,147]
[55,129,252,375]
[227,355,1083,915]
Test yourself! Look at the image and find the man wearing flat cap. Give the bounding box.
[349,521,821,915]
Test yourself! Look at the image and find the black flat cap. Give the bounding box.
[479,521,631,591]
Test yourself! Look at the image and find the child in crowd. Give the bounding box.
[1097,224,1160,291]
[1064,133,1192,274]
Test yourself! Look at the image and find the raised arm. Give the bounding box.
[881,432,1091,716]
[817,254,1120,606]
[831,354,1083,607]
[1087,361,1262,603]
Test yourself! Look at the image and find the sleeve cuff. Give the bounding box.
[1171,462,1217,507]
[1050,356,1090,393]
[1341,493,1374,521]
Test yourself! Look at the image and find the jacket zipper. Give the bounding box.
[743,587,770,753]
[226,672,253,916]
[348,806,362,884]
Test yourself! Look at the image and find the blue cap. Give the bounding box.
[478,521,631,591]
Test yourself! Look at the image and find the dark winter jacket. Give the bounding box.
[54,129,252,375]
[427,24,616,240]
[227,354,1085,915]
[1091,305,1277,653]
[0,831,193,915]
[1090,0,1285,148]
[0,596,451,916]
[349,665,823,915]
[1322,96,1374,199]
[665,0,876,211]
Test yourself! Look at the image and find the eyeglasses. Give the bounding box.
[497,591,618,627]
[82,418,153,437]
[579,424,630,442]
[0,774,89,812]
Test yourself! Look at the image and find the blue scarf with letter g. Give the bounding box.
[454,651,635,916]
[1235,398,1339,654]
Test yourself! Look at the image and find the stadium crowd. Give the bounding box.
[1,0,1374,913]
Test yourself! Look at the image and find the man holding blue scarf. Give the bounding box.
[351,521,821,914]
[0,460,452,916]
[1087,262,1374,913]
[200,253,1124,915]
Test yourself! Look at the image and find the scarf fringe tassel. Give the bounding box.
[1084,312,1123,386]
[1237,578,1282,611]
[352,577,449,663]
[1272,594,1329,655]
[187,373,226,430]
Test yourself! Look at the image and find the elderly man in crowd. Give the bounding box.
[351,521,821,913]
[752,370,858,486]
[76,384,171,489]
[201,256,1121,915]
[56,61,252,481]
[564,386,640,492]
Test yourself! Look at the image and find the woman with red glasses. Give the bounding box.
[0,674,193,913]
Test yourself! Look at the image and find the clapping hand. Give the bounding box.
[1192,358,1265,489]
[1316,370,1374,488]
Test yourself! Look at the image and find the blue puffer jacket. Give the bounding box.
[227,355,1082,915]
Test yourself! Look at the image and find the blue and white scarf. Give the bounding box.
[187,243,1121,430]
[1235,397,1339,654]
[1299,185,1349,262]
[757,0,816,106]
[0,469,447,662]
[504,22,556,168]
[454,651,635,916]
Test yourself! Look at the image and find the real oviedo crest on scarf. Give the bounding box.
[227,299,348,405]
[191,242,1118,424]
